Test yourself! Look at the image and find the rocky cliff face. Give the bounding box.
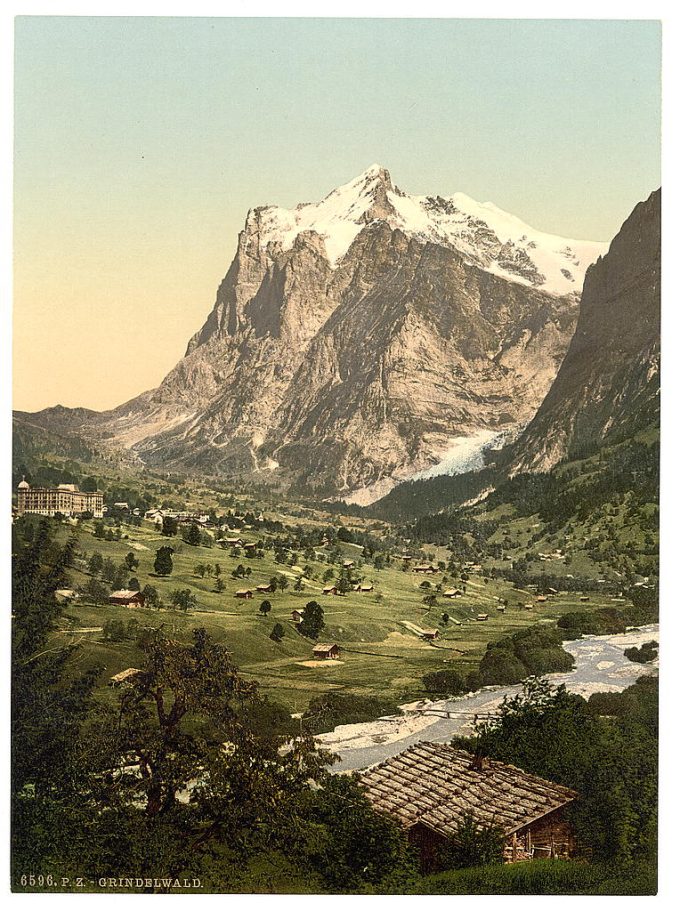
[508,189,660,474]
[21,166,608,500]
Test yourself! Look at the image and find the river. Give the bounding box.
[320,624,659,772]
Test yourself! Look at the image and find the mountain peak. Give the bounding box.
[251,167,608,293]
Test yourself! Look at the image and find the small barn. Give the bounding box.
[235,589,253,599]
[476,613,489,621]
[413,565,438,575]
[444,589,463,599]
[342,560,355,569]
[291,609,305,623]
[256,584,273,593]
[360,743,578,872]
[312,643,340,660]
[358,583,374,593]
[109,589,145,607]
[322,585,338,595]
[420,628,440,640]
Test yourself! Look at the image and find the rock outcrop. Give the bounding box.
[508,189,660,474]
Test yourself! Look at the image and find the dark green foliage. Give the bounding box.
[88,551,104,575]
[270,623,285,642]
[182,523,202,546]
[302,692,401,735]
[298,600,324,639]
[161,516,178,537]
[154,546,174,576]
[422,668,466,696]
[141,584,159,608]
[169,588,197,611]
[464,677,658,865]
[624,641,658,664]
[258,599,272,616]
[437,814,505,870]
[83,577,109,605]
[479,625,574,686]
[300,775,416,890]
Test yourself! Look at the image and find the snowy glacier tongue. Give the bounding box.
[411,429,507,481]
[254,164,608,295]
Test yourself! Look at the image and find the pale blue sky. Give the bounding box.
[14,17,661,410]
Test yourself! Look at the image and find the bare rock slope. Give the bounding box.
[20,166,608,500]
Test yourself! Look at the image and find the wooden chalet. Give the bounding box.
[413,565,438,575]
[342,560,355,569]
[420,628,440,640]
[256,584,273,593]
[235,589,253,599]
[109,589,145,607]
[357,583,374,593]
[322,585,338,595]
[360,743,578,871]
[476,613,489,621]
[312,643,340,660]
[444,589,463,599]
[291,609,305,623]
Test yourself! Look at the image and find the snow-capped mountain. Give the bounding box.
[254,164,604,296]
[19,166,609,501]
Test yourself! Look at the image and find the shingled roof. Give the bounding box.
[359,742,577,839]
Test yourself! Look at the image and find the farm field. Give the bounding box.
[52,514,627,713]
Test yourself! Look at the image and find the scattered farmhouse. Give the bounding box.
[356,583,374,593]
[413,565,438,575]
[291,609,305,623]
[359,743,578,871]
[476,613,489,621]
[342,560,355,569]
[444,589,463,599]
[109,590,145,607]
[235,589,253,599]
[322,586,338,596]
[420,629,440,640]
[256,583,273,593]
[312,643,340,660]
[16,479,104,518]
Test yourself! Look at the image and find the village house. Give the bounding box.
[413,565,438,575]
[322,586,338,596]
[356,583,374,593]
[342,560,355,569]
[291,609,305,623]
[476,613,489,621]
[235,589,253,599]
[312,643,340,660]
[360,743,578,872]
[109,668,144,687]
[16,479,104,518]
[443,589,463,599]
[420,629,439,640]
[109,590,145,607]
[256,583,273,593]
